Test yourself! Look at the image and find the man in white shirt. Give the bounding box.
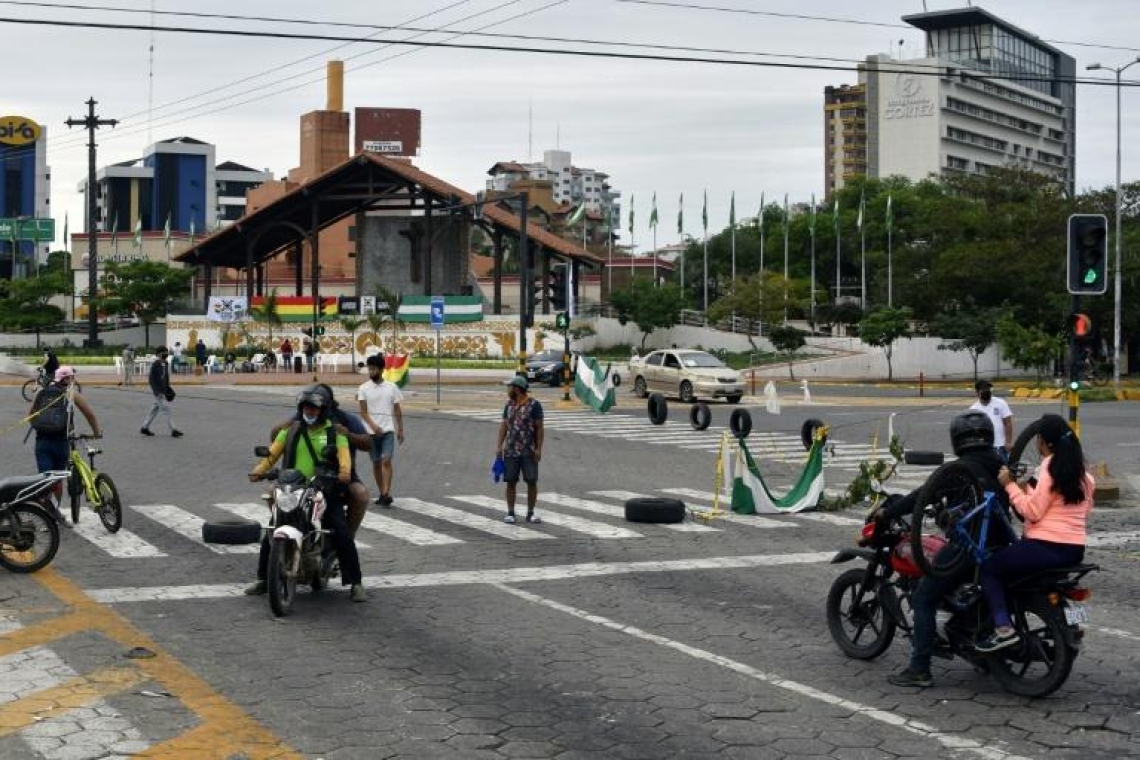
[357,354,404,506]
[969,379,1014,453]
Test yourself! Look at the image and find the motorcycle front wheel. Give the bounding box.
[267,539,297,617]
[826,567,897,659]
[988,597,1075,698]
[0,503,60,573]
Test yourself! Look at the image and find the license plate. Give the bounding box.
[1064,602,1089,625]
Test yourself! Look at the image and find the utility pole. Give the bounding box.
[65,98,117,348]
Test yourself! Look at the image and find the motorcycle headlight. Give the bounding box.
[274,488,302,513]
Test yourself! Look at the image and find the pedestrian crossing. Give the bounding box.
[446,408,941,493]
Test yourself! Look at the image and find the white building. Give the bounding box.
[486,149,620,219]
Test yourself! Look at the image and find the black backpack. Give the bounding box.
[30,383,70,434]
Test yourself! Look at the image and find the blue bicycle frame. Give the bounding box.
[947,490,1015,565]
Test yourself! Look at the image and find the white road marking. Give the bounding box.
[358,510,464,546]
[540,492,719,532]
[395,497,551,540]
[132,504,258,554]
[69,518,166,558]
[1091,626,1140,642]
[87,550,836,603]
[495,584,1031,760]
[453,494,644,539]
[1086,531,1140,547]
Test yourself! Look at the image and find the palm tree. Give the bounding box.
[339,316,365,369]
[374,285,405,353]
[249,288,283,344]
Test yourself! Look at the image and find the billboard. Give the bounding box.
[354,108,421,157]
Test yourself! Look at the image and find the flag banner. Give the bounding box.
[567,202,586,226]
[189,218,196,246]
[886,195,893,231]
[677,193,684,235]
[573,355,616,413]
[133,217,142,247]
[206,296,248,323]
[857,192,865,230]
[63,213,69,251]
[701,190,708,232]
[730,435,826,514]
[758,191,765,233]
[110,212,119,249]
[383,354,411,388]
[398,295,484,323]
[249,295,339,322]
[833,198,839,230]
[163,212,171,247]
[729,192,736,226]
[649,193,658,228]
[809,193,817,238]
[628,194,635,235]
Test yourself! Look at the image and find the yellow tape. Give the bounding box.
[1,387,68,438]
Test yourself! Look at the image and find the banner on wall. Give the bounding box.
[207,296,248,323]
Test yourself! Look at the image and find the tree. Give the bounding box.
[609,280,683,350]
[339,316,365,369]
[0,275,68,344]
[707,273,809,349]
[374,285,405,351]
[248,288,283,343]
[857,306,913,381]
[996,314,1064,385]
[98,260,194,347]
[768,324,806,379]
[932,303,1002,380]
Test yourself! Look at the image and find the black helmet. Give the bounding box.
[296,384,333,420]
[950,412,994,455]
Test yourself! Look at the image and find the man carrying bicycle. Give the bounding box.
[28,366,102,523]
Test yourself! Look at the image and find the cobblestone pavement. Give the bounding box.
[0,381,1137,759]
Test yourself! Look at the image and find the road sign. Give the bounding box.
[0,217,54,241]
[430,296,445,330]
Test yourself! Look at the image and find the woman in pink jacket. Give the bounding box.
[977,414,1094,652]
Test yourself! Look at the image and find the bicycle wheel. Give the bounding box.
[93,473,123,533]
[0,503,60,573]
[22,379,38,403]
[68,468,83,524]
[911,461,984,579]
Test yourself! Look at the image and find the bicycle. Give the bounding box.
[66,434,123,533]
[1077,357,1110,387]
[22,368,82,402]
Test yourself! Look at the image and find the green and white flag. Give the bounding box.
[62,213,69,252]
[856,190,865,230]
[757,192,765,234]
[809,193,816,238]
[832,197,839,231]
[628,195,634,235]
[163,212,172,247]
[885,194,893,232]
[567,202,586,226]
[649,193,658,229]
[573,355,616,413]
[730,436,826,514]
[701,189,708,233]
[729,191,736,226]
[133,216,143,247]
[677,193,684,235]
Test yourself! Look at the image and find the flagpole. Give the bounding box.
[860,214,867,309]
[758,194,765,335]
[652,224,657,286]
[703,236,709,312]
[886,196,893,308]
[782,194,789,323]
[810,196,816,328]
[607,207,613,296]
[834,202,841,304]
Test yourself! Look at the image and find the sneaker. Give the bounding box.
[379,494,393,507]
[140,427,155,437]
[350,584,367,603]
[526,514,542,524]
[976,629,1019,653]
[171,430,184,438]
[243,580,267,596]
[888,668,933,688]
[503,514,517,524]
[374,496,384,506]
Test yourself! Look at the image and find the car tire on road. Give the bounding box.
[648,393,668,425]
[904,450,945,466]
[202,519,263,545]
[624,497,686,524]
[729,408,752,439]
[689,402,711,431]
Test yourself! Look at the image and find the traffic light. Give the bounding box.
[1070,312,1092,339]
[550,264,568,311]
[317,297,329,317]
[555,312,570,331]
[1067,214,1108,295]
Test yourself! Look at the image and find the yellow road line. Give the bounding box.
[27,569,300,759]
[0,666,143,738]
[0,612,90,659]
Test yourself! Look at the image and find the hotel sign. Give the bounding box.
[884,73,934,120]
[0,115,42,145]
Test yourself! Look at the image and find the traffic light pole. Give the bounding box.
[518,190,529,377]
[1068,293,1081,438]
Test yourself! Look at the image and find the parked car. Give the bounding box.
[628,349,743,403]
[526,349,578,387]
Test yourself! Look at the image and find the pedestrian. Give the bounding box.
[41,348,60,378]
[120,344,135,386]
[357,354,404,507]
[970,380,1014,454]
[280,338,293,370]
[195,338,207,370]
[171,341,185,373]
[496,375,544,524]
[303,338,316,372]
[28,366,102,522]
[141,345,183,438]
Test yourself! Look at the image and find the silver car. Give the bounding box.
[629,349,744,403]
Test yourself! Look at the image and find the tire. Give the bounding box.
[910,462,984,579]
[904,450,945,466]
[679,380,695,403]
[729,408,752,439]
[689,402,711,431]
[801,418,825,451]
[1008,418,1045,481]
[624,497,686,524]
[69,470,82,525]
[267,538,296,617]
[648,393,668,425]
[726,394,742,405]
[21,379,38,403]
[611,373,621,387]
[201,519,263,545]
[989,596,1076,698]
[633,376,648,398]
[826,567,897,660]
[0,503,60,573]
[94,474,123,533]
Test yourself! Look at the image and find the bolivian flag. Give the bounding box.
[383,354,410,388]
[249,295,338,322]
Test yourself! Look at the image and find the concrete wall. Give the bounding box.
[357,215,468,298]
[0,325,160,350]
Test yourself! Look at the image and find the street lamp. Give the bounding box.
[1087,56,1140,387]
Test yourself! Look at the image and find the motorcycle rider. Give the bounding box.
[873,412,1014,688]
[245,385,366,602]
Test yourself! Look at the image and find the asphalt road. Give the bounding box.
[1,381,1137,759]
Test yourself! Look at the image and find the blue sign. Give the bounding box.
[430,296,445,329]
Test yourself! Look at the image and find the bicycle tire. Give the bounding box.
[911,461,984,579]
[21,379,38,403]
[94,473,123,533]
[1008,418,1045,480]
[0,503,60,573]
[1090,369,1109,387]
[68,469,82,525]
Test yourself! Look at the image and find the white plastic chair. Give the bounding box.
[205,354,219,374]
[250,353,265,372]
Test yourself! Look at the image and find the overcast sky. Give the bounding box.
[5,0,1139,252]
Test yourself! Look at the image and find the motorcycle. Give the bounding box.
[0,471,69,573]
[826,495,1097,698]
[253,446,342,617]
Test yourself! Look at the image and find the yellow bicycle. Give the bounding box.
[67,434,123,532]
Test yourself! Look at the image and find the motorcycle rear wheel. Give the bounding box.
[988,597,1075,698]
[826,567,896,659]
[911,462,983,579]
[0,503,60,573]
[267,539,297,617]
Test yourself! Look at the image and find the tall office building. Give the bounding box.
[824,6,1075,197]
[0,114,51,277]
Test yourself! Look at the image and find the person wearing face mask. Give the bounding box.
[969,379,1013,454]
[496,375,544,524]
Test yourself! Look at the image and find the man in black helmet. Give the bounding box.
[876,412,1013,688]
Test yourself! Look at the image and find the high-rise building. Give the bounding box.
[0,114,50,277]
[824,6,1075,197]
[823,84,868,197]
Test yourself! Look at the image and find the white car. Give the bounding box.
[628,349,744,404]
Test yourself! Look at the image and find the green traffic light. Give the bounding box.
[1083,269,1098,285]
[1069,380,1080,391]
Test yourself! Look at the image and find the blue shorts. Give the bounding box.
[369,432,396,462]
[35,437,70,473]
[503,455,538,485]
